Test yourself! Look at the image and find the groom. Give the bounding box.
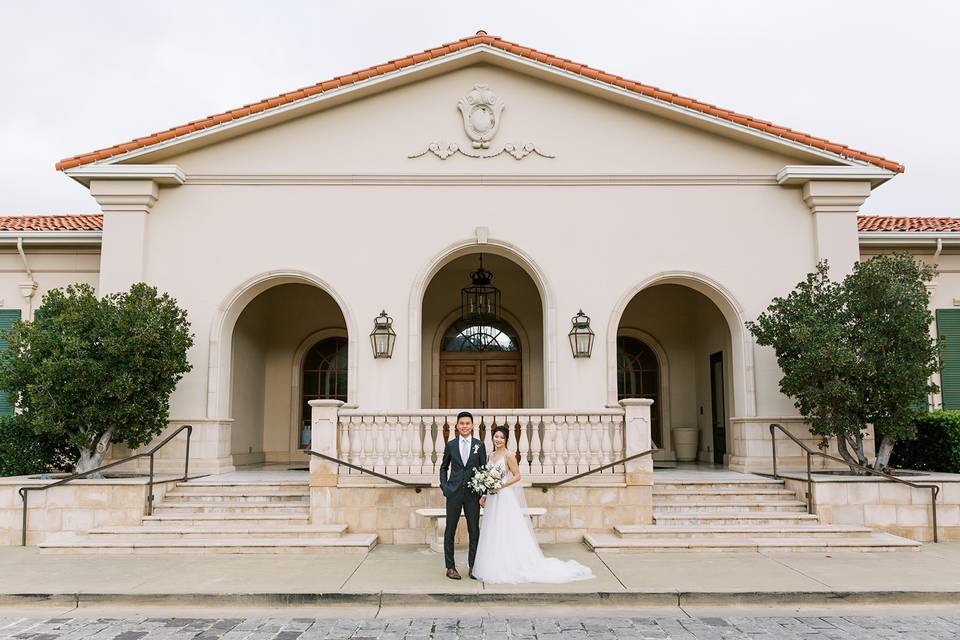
[439,410,487,580]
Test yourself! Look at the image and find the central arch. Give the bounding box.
[409,237,556,408]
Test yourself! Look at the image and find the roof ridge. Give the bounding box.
[55,32,904,173]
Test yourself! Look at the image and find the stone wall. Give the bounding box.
[729,418,875,473]
[0,476,170,545]
[310,483,652,545]
[782,474,960,542]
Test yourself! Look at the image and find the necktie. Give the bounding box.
[460,438,469,465]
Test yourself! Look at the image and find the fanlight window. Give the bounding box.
[300,337,348,449]
[617,336,661,447]
[443,318,519,352]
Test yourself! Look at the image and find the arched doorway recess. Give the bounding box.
[611,273,750,465]
[420,252,545,409]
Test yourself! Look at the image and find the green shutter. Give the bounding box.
[0,309,21,416]
[937,309,960,409]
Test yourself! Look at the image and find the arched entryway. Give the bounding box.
[421,252,544,408]
[611,275,746,465]
[217,277,351,466]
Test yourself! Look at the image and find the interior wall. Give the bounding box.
[618,284,732,461]
[421,253,544,407]
[230,283,347,465]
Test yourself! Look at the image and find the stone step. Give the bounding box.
[654,480,786,490]
[38,533,378,554]
[173,481,309,492]
[152,502,309,515]
[654,501,808,513]
[162,491,309,503]
[88,524,348,539]
[613,524,875,539]
[142,513,310,525]
[653,489,797,500]
[653,512,819,526]
[584,531,921,553]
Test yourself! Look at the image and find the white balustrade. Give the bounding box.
[328,409,628,483]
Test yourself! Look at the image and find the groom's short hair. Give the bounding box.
[456,411,474,423]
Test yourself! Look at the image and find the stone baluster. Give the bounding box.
[396,415,410,475]
[308,399,343,488]
[612,414,625,471]
[529,415,544,475]
[589,415,603,469]
[372,416,386,470]
[338,416,350,463]
[361,415,375,469]
[382,416,396,474]
[600,414,614,467]
[515,415,529,473]
[565,415,579,474]
[421,416,434,474]
[553,415,567,475]
[483,415,494,454]
[433,418,447,473]
[349,417,363,473]
[576,416,590,472]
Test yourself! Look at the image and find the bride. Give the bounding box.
[472,425,594,584]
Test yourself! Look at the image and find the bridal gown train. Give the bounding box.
[472,459,594,584]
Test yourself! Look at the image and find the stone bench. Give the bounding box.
[415,507,547,553]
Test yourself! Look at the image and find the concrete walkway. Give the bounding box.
[2,543,959,607]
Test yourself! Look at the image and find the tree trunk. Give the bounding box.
[875,435,895,472]
[837,435,869,476]
[75,429,113,477]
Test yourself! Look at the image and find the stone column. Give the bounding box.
[620,398,654,485]
[309,399,344,487]
[89,179,159,295]
[802,180,871,278]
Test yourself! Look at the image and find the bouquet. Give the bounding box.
[467,464,505,495]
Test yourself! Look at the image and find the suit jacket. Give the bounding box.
[439,436,487,497]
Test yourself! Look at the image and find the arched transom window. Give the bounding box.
[299,337,347,448]
[442,318,519,353]
[617,336,662,447]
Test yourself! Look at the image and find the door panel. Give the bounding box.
[439,353,521,409]
[440,359,481,408]
[710,352,726,465]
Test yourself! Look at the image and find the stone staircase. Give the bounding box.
[585,476,920,552]
[39,479,377,554]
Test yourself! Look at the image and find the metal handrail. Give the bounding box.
[305,450,430,492]
[531,448,659,492]
[769,423,941,542]
[18,424,195,546]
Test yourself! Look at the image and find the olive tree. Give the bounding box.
[0,283,193,475]
[747,254,939,472]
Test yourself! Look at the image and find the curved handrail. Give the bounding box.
[531,448,659,492]
[305,450,430,492]
[18,424,195,546]
[769,423,941,542]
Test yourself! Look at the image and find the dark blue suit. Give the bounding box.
[439,435,487,570]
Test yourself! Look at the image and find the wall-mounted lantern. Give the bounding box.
[568,309,595,358]
[370,310,396,359]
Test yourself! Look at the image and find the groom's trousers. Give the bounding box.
[444,488,481,569]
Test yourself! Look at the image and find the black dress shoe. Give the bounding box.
[469,568,477,580]
[446,568,462,580]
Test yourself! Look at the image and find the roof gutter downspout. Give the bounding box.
[934,237,944,260]
[16,236,38,319]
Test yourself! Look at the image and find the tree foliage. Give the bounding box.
[747,254,939,472]
[0,283,194,475]
[0,414,77,477]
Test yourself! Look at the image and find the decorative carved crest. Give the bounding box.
[409,84,553,161]
[457,84,504,149]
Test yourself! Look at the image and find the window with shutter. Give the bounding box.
[0,309,21,416]
[936,309,960,410]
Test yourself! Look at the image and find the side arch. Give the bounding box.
[408,237,557,408]
[606,271,756,418]
[206,269,358,420]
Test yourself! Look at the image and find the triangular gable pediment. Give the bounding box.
[56,33,902,175]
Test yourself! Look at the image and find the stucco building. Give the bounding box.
[2,33,959,550]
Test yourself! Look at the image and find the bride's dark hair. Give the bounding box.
[491,425,510,446]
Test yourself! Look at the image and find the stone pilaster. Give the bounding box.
[801,180,871,277]
[309,399,344,488]
[89,179,158,295]
[620,398,654,486]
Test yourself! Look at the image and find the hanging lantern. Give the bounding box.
[461,254,501,322]
[369,310,396,359]
[568,309,595,358]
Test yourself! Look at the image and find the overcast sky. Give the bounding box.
[1,1,957,216]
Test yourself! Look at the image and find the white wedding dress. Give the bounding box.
[472,457,594,584]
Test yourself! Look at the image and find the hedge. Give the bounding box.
[890,410,960,473]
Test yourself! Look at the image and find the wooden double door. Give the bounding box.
[439,352,522,409]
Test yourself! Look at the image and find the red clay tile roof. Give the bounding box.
[55,32,904,173]
[0,215,103,232]
[858,215,960,232]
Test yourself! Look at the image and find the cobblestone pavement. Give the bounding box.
[2,616,960,640]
